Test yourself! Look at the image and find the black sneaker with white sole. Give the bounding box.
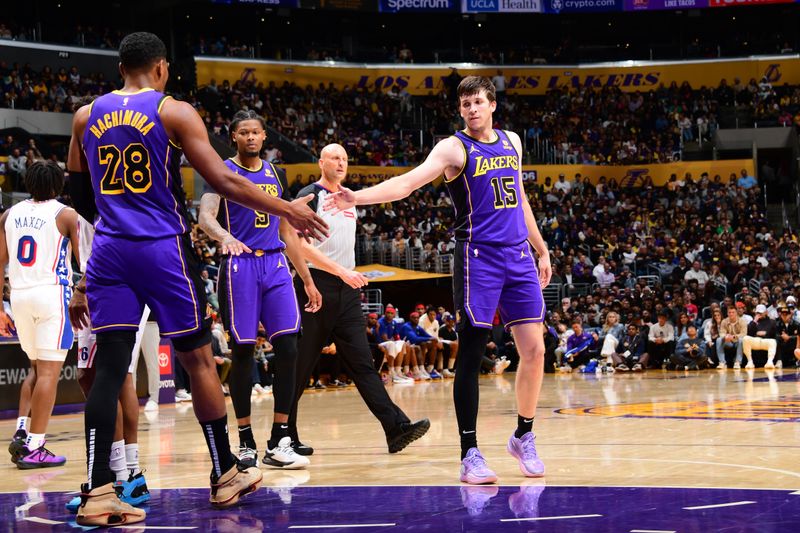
[387,419,430,454]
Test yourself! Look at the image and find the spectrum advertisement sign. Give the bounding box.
[624,0,708,9]
[461,0,543,12]
[543,0,622,12]
[379,0,459,11]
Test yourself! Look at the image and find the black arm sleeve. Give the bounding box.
[277,167,292,202]
[67,170,97,223]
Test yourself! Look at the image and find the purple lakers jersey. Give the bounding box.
[82,88,188,239]
[446,129,528,245]
[217,159,290,251]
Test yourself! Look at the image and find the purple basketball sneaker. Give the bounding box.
[508,483,546,518]
[459,448,498,485]
[460,485,499,517]
[16,444,66,469]
[507,432,545,477]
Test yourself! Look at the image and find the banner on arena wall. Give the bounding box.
[521,159,755,189]
[708,0,794,6]
[279,159,753,189]
[543,0,622,13]
[211,0,300,6]
[195,56,800,96]
[624,0,708,10]
[0,341,152,418]
[379,0,459,11]
[461,0,543,12]
[279,163,414,186]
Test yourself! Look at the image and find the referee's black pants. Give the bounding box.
[288,269,410,437]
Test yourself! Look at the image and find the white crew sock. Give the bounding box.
[16,417,30,434]
[125,443,140,476]
[25,432,45,450]
[110,440,127,481]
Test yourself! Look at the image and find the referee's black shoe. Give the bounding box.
[387,419,431,454]
[288,427,314,456]
[291,441,314,456]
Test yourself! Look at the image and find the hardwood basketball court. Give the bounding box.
[3,368,800,530]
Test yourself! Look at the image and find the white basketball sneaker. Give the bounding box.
[262,437,310,470]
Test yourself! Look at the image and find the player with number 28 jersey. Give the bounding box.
[81,88,208,337]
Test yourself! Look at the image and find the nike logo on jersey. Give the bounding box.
[469,144,478,154]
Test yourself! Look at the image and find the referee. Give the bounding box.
[287,143,430,455]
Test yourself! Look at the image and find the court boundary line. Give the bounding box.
[2,483,798,495]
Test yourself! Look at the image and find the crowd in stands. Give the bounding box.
[0,62,117,112]
[190,75,800,167]
[194,78,427,165]
[533,168,800,373]
[5,55,800,168]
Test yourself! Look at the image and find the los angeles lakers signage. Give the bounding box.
[195,56,800,96]
[278,159,754,188]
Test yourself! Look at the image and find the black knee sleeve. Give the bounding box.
[171,328,213,352]
[85,330,135,488]
[228,339,255,420]
[270,333,298,415]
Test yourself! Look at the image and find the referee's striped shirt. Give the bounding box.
[296,183,357,270]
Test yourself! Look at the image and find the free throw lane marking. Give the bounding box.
[289,524,396,529]
[500,514,603,522]
[684,501,756,510]
[24,517,64,525]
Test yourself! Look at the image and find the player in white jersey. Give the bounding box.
[0,161,80,468]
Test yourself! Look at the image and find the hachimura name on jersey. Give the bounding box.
[82,88,189,239]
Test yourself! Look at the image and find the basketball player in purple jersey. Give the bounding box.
[327,76,551,484]
[198,110,367,470]
[67,33,327,526]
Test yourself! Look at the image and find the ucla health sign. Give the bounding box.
[461,0,543,12]
[379,0,459,11]
[544,0,622,12]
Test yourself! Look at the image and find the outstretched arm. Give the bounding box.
[160,98,327,240]
[325,137,464,211]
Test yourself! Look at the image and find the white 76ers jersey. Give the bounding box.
[5,199,73,290]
